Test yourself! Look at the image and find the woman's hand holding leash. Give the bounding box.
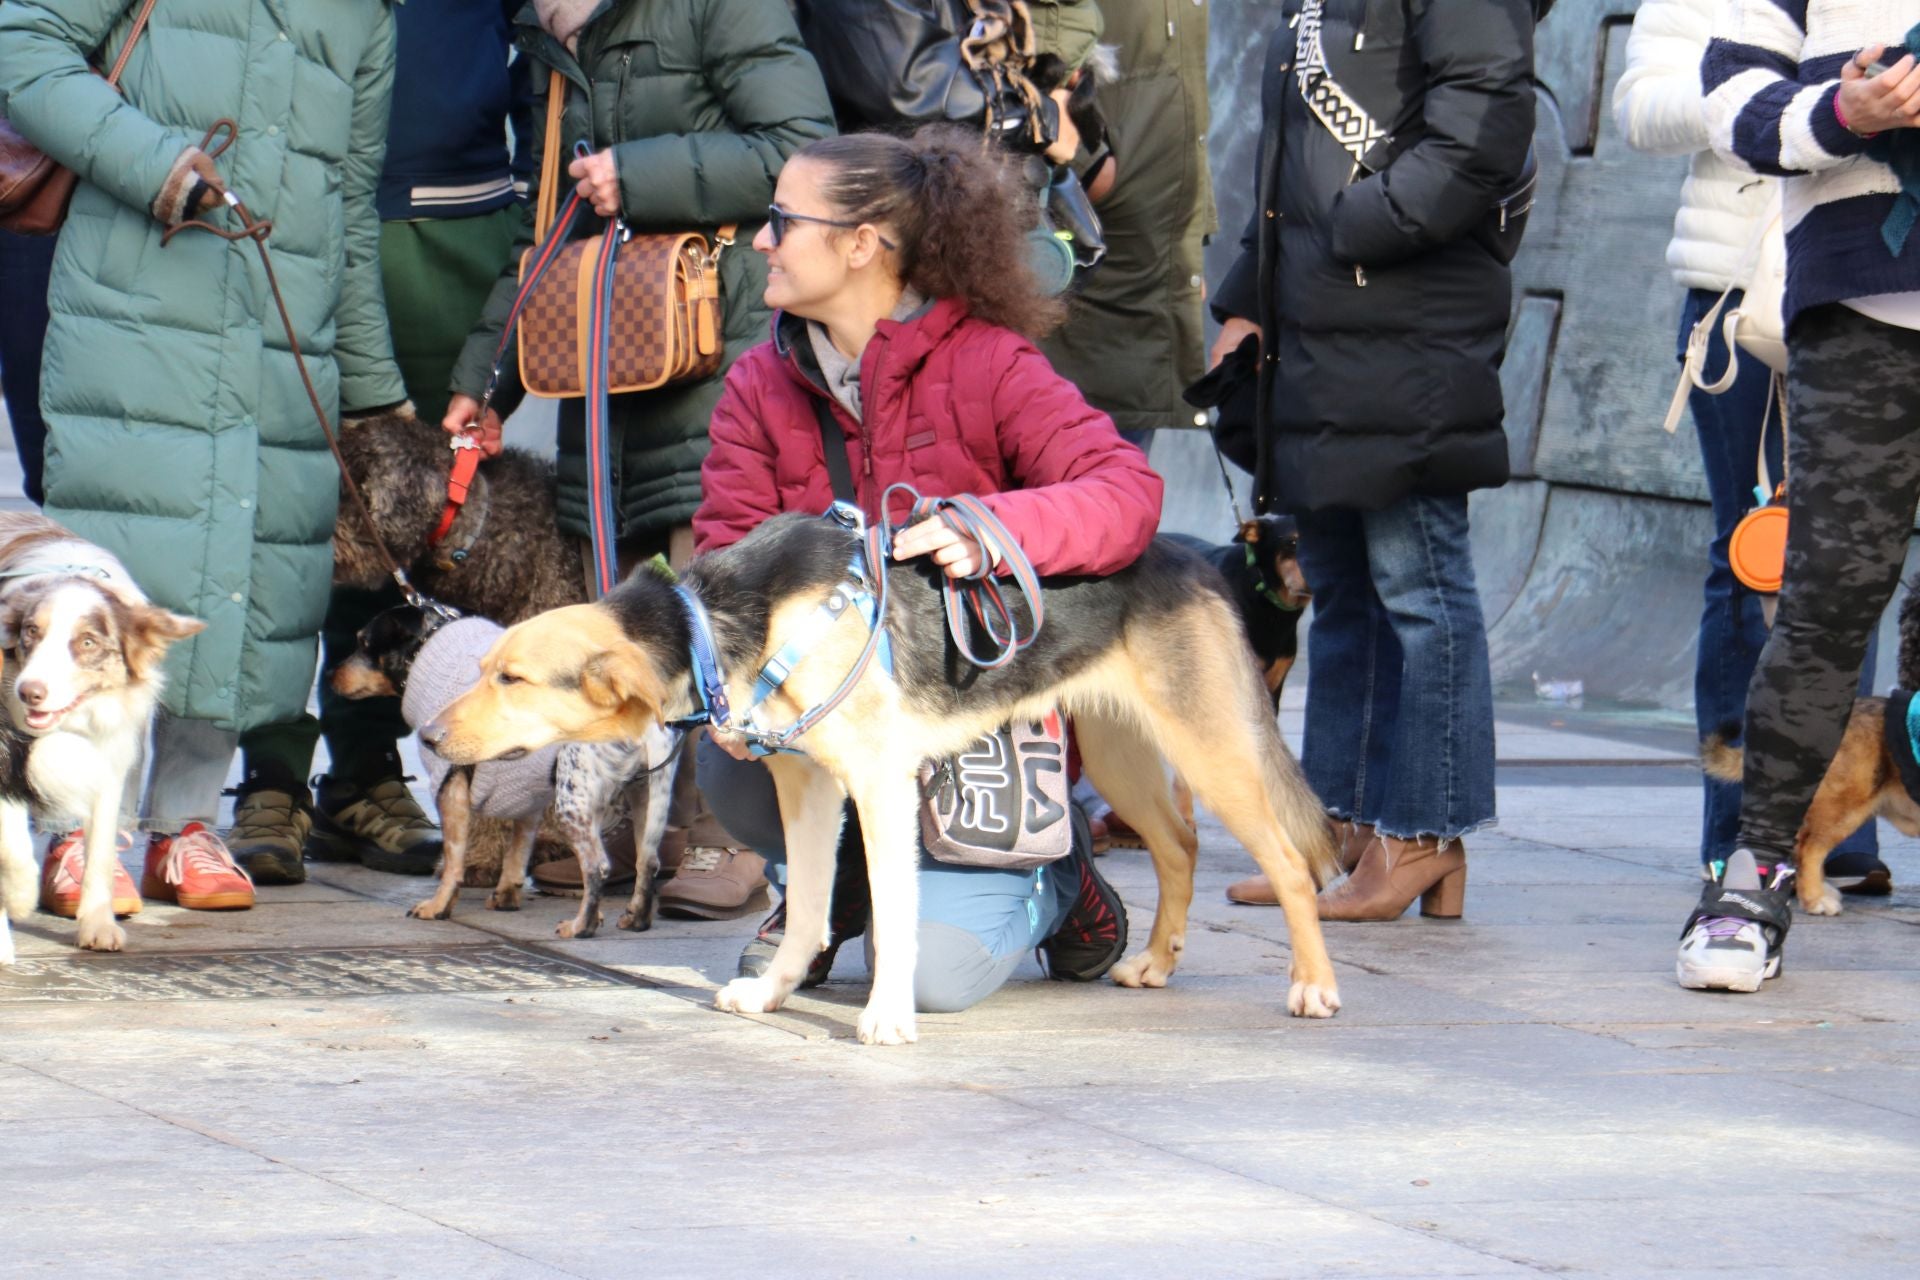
[569,148,621,218]
[443,394,504,458]
[893,513,998,579]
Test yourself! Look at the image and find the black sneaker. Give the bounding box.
[1039,804,1128,982]
[1824,847,1894,896]
[737,820,871,987]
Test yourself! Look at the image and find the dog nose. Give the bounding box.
[15,680,45,708]
[418,719,445,751]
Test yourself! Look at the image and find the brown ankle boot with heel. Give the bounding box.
[1226,820,1375,906]
[1316,834,1467,922]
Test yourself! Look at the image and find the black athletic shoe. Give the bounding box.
[1040,805,1128,982]
[1824,847,1894,896]
[736,821,871,987]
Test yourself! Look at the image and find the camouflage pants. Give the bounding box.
[1737,303,1920,858]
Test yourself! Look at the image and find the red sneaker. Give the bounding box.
[39,832,142,919]
[143,824,255,911]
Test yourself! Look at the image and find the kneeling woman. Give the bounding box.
[694,128,1163,1012]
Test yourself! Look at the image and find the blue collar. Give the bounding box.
[1906,689,1920,762]
[671,584,732,731]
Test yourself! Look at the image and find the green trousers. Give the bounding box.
[293,208,521,785]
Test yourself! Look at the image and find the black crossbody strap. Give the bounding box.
[813,396,857,505]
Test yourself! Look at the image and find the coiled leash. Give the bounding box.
[883,483,1044,670]
[463,141,624,596]
[159,120,437,612]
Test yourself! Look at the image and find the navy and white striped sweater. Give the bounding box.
[1704,1,1920,323]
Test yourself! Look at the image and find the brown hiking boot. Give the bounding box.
[1316,834,1467,922]
[226,783,313,886]
[307,774,442,876]
[1227,821,1375,905]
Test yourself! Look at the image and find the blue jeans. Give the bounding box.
[1295,494,1497,840]
[1678,288,1876,865]
[696,737,1078,1013]
[0,229,55,506]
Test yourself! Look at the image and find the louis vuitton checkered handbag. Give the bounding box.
[512,69,731,400]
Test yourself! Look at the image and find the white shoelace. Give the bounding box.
[679,846,728,874]
[161,829,252,887]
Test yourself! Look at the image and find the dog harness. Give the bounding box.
[672,502,894,757]
[1886,688,1920,804]
[671,486,1046,757]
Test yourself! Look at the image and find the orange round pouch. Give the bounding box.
[1729,503,1788,594]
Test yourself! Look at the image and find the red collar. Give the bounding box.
[427,434,483,549]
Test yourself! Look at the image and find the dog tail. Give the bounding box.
[1701,722,1745,783]
[1262,747,1341,888]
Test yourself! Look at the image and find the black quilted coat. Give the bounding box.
[1213,0,1537,515]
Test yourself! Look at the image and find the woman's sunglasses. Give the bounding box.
[766,203,897,251]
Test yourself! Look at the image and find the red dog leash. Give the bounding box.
[427,433,483,550]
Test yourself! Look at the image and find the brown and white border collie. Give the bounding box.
[0,512,202,961]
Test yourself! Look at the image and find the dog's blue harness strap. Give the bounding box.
[673,584,731,730]
[669,503,895,756]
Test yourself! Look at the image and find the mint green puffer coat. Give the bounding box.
[0,0,405,732]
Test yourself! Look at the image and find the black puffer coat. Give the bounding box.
[1213,0,1537,515]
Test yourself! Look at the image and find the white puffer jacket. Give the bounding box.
[1613,0,1774,290]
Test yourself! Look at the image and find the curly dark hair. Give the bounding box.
[798,127,1066,339]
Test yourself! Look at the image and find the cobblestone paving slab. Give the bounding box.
[0,943,625,1003]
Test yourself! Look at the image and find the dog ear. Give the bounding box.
[579,644,666,726]
[0,593,25,652]
[123,606,207,681]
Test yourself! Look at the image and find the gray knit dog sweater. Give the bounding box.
[400,617,558,820]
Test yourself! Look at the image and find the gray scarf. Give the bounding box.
[806,289,932,422]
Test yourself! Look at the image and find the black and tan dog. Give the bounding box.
[1702,586,1920,915]
[419,512,1342,1046]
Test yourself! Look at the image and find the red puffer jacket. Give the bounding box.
[695,298,1162,576]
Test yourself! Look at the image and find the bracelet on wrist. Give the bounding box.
[1835,91,1881,139]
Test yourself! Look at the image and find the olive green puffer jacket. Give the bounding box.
[451,0,836,542]
[0,0,406,732]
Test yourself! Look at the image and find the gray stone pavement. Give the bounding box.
[2,699,1916,1278]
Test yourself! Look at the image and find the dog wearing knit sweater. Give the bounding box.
[334,603,674,939]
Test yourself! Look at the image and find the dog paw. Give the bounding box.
[1804,881,1844,917]
[856,1002,918,1046]
[616,906,654,932]
[1111,948,1177,988]
[554,910,601,940]
[406,899,454,921]
[714,976,784,1015]
[486,885,524,912]
[1287,980,1341,1019]
[76,915,125,953]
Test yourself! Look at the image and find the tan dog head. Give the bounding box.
[420,604,667,763]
